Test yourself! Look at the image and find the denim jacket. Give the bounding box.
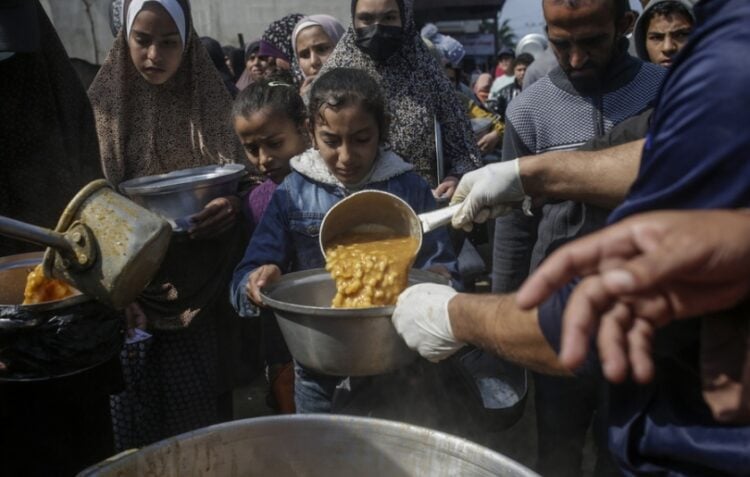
[230,148,458,317]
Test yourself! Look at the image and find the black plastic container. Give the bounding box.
[0,253,123,477]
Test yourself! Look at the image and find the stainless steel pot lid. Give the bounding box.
[119,164,246,196]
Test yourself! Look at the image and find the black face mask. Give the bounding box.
[354,24,403,63]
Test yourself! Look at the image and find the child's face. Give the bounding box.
[234,108,307,184]
[128,3,183,85]
[313,104,380,186]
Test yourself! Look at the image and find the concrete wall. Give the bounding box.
[41,0,352,65]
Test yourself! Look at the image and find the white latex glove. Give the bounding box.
[450,159,525,231]
[392,283,464,363]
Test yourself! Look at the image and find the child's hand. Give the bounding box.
[125,301,148,338]
[189,196,241,240]
[433,176,459,201]
[477,130,501,154]
[246,264,282,306]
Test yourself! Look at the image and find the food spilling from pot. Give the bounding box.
[325,231,419,308]
[22,264,78,305]
[0,180,172,310]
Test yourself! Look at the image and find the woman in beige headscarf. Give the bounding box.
[89,0,250,448]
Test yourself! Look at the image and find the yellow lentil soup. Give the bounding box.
[23,264,77,305]
[325,232,419,308]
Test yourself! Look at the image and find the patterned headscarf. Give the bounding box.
[259,13,304,62]
[88,0,251,326]
[0,1,103,256]
[89,0,248,187]
[259,13,305,83]
[321,0,481,186]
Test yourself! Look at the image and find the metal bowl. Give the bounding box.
[119,164,246,231]
[261,268,448,377]
[78,415,539,477]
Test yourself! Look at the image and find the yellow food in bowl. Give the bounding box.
[325,232,419,308]
[23,264,77,305]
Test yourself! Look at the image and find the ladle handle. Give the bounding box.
[419,204,462,234]
[0,215,73,253]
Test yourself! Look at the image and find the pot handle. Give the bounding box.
[418,204,462,234]
[0,215,73,253]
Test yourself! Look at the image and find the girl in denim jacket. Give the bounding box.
[230,67,458,413]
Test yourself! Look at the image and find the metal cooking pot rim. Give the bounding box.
[119,164,246,196]
[261,268,447,317]
[78,414,540,476]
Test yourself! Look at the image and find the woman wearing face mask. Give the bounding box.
[89,0,252,449]
[319,0,482,200]
[292,14,345,96]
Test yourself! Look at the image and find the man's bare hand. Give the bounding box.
[517,210,750,383]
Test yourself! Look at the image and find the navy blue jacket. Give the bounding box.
[540,1,750,474]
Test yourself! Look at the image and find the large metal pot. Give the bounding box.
[0,252,121,378]
[79,415,539,477]
[0,252,89,323]
[261,268,448,376]
[0,253,123,476]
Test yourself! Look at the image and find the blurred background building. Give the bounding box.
[40,0,508,66]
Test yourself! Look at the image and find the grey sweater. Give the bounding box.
[492,50,665,293]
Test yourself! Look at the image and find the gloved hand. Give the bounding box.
[450,159,525,231]
[392,283,464,362]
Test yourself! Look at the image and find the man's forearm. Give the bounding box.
[448,293,571,376]
[520,139,644,209]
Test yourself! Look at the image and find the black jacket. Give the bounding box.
[493,80,522,120]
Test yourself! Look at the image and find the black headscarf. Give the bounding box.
[349,0,405,30]
[0,0,41,52]
[200,36,239,97]
[0,1,103,257]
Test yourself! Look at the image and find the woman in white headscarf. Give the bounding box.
[89,0,250,449]
[292,14,345,95]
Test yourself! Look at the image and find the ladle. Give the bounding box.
[0,180,172,309]
[319,190,460,256]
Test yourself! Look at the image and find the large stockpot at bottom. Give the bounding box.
[261,268,448,377]
[79,415,540,477]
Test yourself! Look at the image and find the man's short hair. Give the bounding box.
[512,53,535,70]
[642,1,695,29]
[544,0,631,20]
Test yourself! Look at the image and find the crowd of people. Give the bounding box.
[1,0,749,475]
